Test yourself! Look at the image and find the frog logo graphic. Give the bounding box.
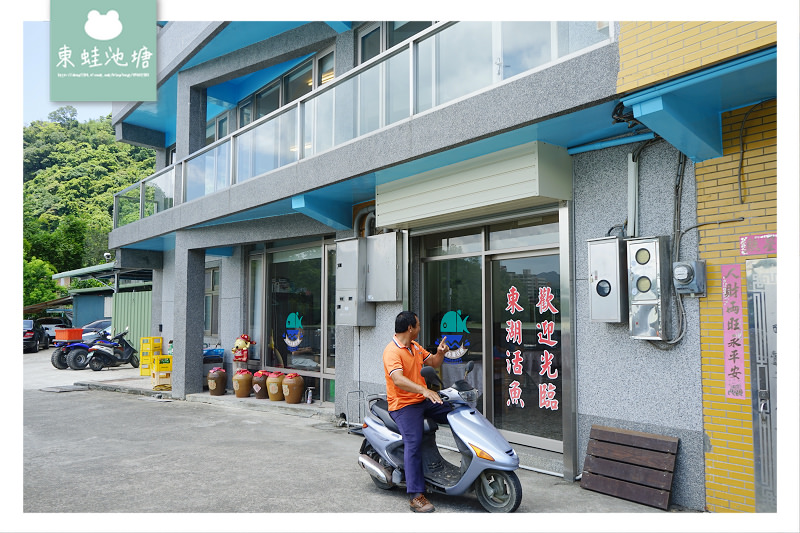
[283,312,303,352]
[437,310,470,362]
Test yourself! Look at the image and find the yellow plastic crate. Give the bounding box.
[153,355,172,373]
[139,358,151,376]
[140,336,163,351]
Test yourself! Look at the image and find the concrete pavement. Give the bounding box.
[14,348,715,531]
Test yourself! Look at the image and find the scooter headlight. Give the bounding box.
[458,388,478,405]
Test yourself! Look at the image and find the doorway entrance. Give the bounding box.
[419,210,566,453]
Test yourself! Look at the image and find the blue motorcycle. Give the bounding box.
[50,331,110,370]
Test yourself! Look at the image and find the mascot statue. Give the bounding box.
[232,334,256,371]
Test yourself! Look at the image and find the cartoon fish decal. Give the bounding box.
[283,312,304,352]
[439,310,471,362]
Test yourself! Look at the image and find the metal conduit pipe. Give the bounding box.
[352,206,375,238]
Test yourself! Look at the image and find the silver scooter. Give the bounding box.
[358,362,522,512]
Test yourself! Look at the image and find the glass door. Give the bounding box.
[490,253,562,451]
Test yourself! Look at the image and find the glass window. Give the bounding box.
[284,61,313,104]
[422,228,483,257]
[247,255,264,360]
[267,246,322,372]
[205,122,215,146]
[360,26,381,63]
[217,116,228,139]
[489,214,559,250]
[317,52,335,86]
[387,21,432,48]
[325,245,336,372]
[204,267,220,336]
[239,100,252,127]
[423,257,484,403]
[256,83,280,119]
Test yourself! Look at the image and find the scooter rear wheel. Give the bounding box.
[362,441,394,490]
[474,469,522,513]
[88,357,105,371]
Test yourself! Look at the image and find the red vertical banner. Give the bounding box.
[721,264,746,399]
[504,285,525,408]
[536,286,559,411]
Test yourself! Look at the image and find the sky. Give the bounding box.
[23,21,112,125]
[7,2,800,532]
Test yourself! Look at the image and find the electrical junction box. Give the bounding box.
[627,236,670,340]
[335,238,375,327]
[673,260,706,297]
[587,236,628,322]
[366,232,403,302]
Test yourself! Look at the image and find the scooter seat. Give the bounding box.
[370,398,438,434]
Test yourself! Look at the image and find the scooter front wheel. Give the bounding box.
[474,469,522,513]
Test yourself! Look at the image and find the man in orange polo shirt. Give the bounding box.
[383,310,450,513]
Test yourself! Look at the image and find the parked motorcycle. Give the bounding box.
[85,329,139,371]
[358,361,522,513]
[51,331,111,370]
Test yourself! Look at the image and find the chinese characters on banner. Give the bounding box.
[721,264,746,399]
[503,285,560,410]
[739,233,777,256]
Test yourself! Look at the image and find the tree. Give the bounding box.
[22,107,156,293]
[47,105,78,127]
[23,257,67,307]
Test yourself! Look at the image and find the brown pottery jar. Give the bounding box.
[207,368,226,396]
[282,373,305,404]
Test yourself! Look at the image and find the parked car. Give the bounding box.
[82,319,112,342]
[23,319,49,352]
[35,317,72,343]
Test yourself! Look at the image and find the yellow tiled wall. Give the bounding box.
[618,22,777,93]
[695,99,777,512]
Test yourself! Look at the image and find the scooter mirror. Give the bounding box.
[465,360,474,379]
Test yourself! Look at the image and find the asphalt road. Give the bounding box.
[12,347,669,532]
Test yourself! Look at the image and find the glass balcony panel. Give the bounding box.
[556,21,609,57]
[436,22,494,107]
[386,47,410,125]
[358,65,381,136]
[185,140,230,202]
[116,187,141,227]
[279,107,299,166]
[387,21,432,49]
[334,75,357,146]
[143,168,175,218]
[501,22,552,79]
[304,88,335,157]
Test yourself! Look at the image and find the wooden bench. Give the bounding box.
[580,425,679,510]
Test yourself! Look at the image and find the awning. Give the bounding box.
[22,296,73,315]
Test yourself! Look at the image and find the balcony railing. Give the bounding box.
[114,21,612,228]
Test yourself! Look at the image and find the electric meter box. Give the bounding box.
[587,236,628,322]
[335,238,375,327]
[366,232,403,302]
[627,236,670,340]
[673,260,706,297]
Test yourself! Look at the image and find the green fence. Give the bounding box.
[112,289,152,350]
